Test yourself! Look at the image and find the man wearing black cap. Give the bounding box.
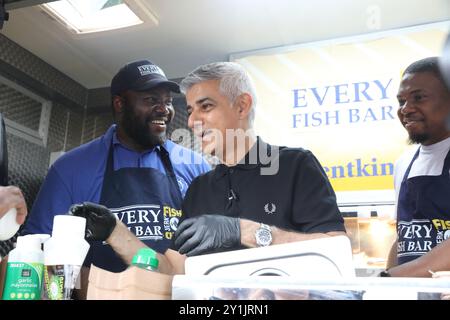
[22,60,211,277]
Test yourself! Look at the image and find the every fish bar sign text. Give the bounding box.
[291,78,396,128]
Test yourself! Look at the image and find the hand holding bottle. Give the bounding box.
[0,186,27,240]
[69,202,116,241]
[0,186,27,224]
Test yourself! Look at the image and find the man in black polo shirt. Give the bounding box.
[173,62,346,256]
[69,62,347,271]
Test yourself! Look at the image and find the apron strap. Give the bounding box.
[442,147,450,173]
[401,147,420,184]
[105,140,115,177]
[157,145,183,199]
[157,145,176,177]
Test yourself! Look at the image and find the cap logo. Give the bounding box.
[137,64,165,77]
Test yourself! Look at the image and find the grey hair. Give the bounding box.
[180,62,257,125]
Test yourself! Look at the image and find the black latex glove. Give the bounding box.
[69,202,117,241]
[174,215,240,256]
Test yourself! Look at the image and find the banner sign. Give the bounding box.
[231,22,449,204]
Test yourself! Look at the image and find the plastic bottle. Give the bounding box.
[42,215,90,300]
[2,234,50,300]
[131,248,159,271]
[0,208,20,241]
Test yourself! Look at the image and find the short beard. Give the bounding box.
[408,133,429,145]
[121,102,166,149]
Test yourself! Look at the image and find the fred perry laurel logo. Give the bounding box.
[264,203,276,214]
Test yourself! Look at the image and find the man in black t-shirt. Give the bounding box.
[173,62,346,256]
[69,62,347,271]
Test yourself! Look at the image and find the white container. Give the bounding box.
[2,234,50,300]
[42,215,90,300]
[44,215,90,265]
[0,208,20,241]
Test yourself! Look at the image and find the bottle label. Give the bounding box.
[42,264,81,300]
[2,262,44,300]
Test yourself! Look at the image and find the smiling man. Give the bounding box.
[383,57,450,277]
[62,62,346,283]
[172,62,346,256]
[22,60,210,277]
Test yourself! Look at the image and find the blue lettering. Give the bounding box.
[293,89,307,108]
[335,84,350,104]
[303,113,309,127]
[292,111,340,128]
[311,112,322,127]
[356,159,371,177]
[381,105,395,120]
[292,79,393,109]
[374,79,392,99]
[346,162,355,177]
[324,159,394,179]
[371,158,378,176]
[292,114,303,128]
[363,108,377,122]
[349,109,360,123]
[310,86,330,106]
[325,110,339,125]
[332,165,345,178]
[353,82,372,102]
[381,162,394,175]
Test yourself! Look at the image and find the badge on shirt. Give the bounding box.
[176,176,188,194]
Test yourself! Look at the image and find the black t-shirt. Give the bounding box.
[181,138,345,252]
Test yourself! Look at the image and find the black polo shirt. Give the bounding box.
[181,137,345,251]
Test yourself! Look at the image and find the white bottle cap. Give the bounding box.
[16,235,45,251]
[0,208,20,241]
[52,215,86,239]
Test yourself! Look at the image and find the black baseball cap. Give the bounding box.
[110,59,180,96]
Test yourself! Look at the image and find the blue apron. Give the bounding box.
[84,141,183,272]
[397,147,450,265]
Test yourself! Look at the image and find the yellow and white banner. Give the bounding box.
[232,22,449,205]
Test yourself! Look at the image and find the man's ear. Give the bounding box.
[170,107,176,122]
[113,96,123,115]
[236,93,253,120]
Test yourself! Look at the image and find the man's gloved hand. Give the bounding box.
[173,215,240,256]
[69,202,117,241]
